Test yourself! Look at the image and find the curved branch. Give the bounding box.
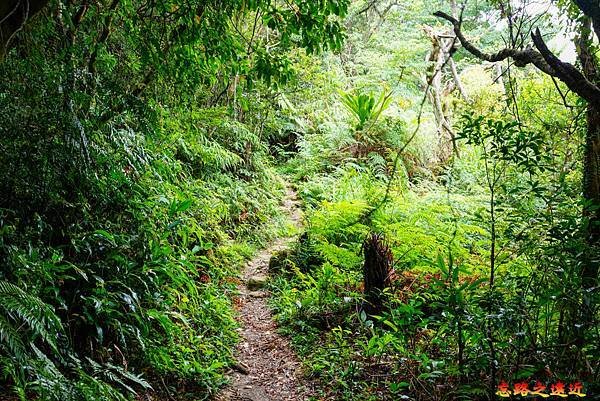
[531,28,600,104]
[433,11,556,75]
[434,10,600,105]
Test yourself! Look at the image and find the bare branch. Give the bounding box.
[359,0,380,15]
[531,28,600,104]
[434,10,600,105]
[433,11,556,75]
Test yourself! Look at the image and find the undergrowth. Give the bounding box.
[270,151,597,400]
[0,101,286,399]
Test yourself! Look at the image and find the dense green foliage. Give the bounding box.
[0,0,347,398]
[267,1,599,399]
[1,0,598,400]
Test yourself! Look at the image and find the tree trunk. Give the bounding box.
[577,20,600,292]
[583,104,600,286]
[423,25,459,164]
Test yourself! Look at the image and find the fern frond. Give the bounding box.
[86,357,152,395]
[0,314,26,360]
[0,281,63,356]
[367,152,388,180]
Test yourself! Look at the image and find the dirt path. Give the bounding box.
[216,187,311,401]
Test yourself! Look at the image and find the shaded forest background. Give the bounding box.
[0,0,598,400]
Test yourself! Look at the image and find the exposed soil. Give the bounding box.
[215,187,312,401]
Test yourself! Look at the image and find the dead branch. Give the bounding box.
[531,28,600,104]
[434,10,600,105]
[433,11,555,75]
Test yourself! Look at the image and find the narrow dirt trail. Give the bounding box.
[216,187,312,401]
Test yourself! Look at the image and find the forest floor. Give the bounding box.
[215,187,313,401]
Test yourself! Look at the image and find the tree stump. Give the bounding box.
[361,233,394,316]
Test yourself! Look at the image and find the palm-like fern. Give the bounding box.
[339,89,393,131]
[0,280,63,361]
